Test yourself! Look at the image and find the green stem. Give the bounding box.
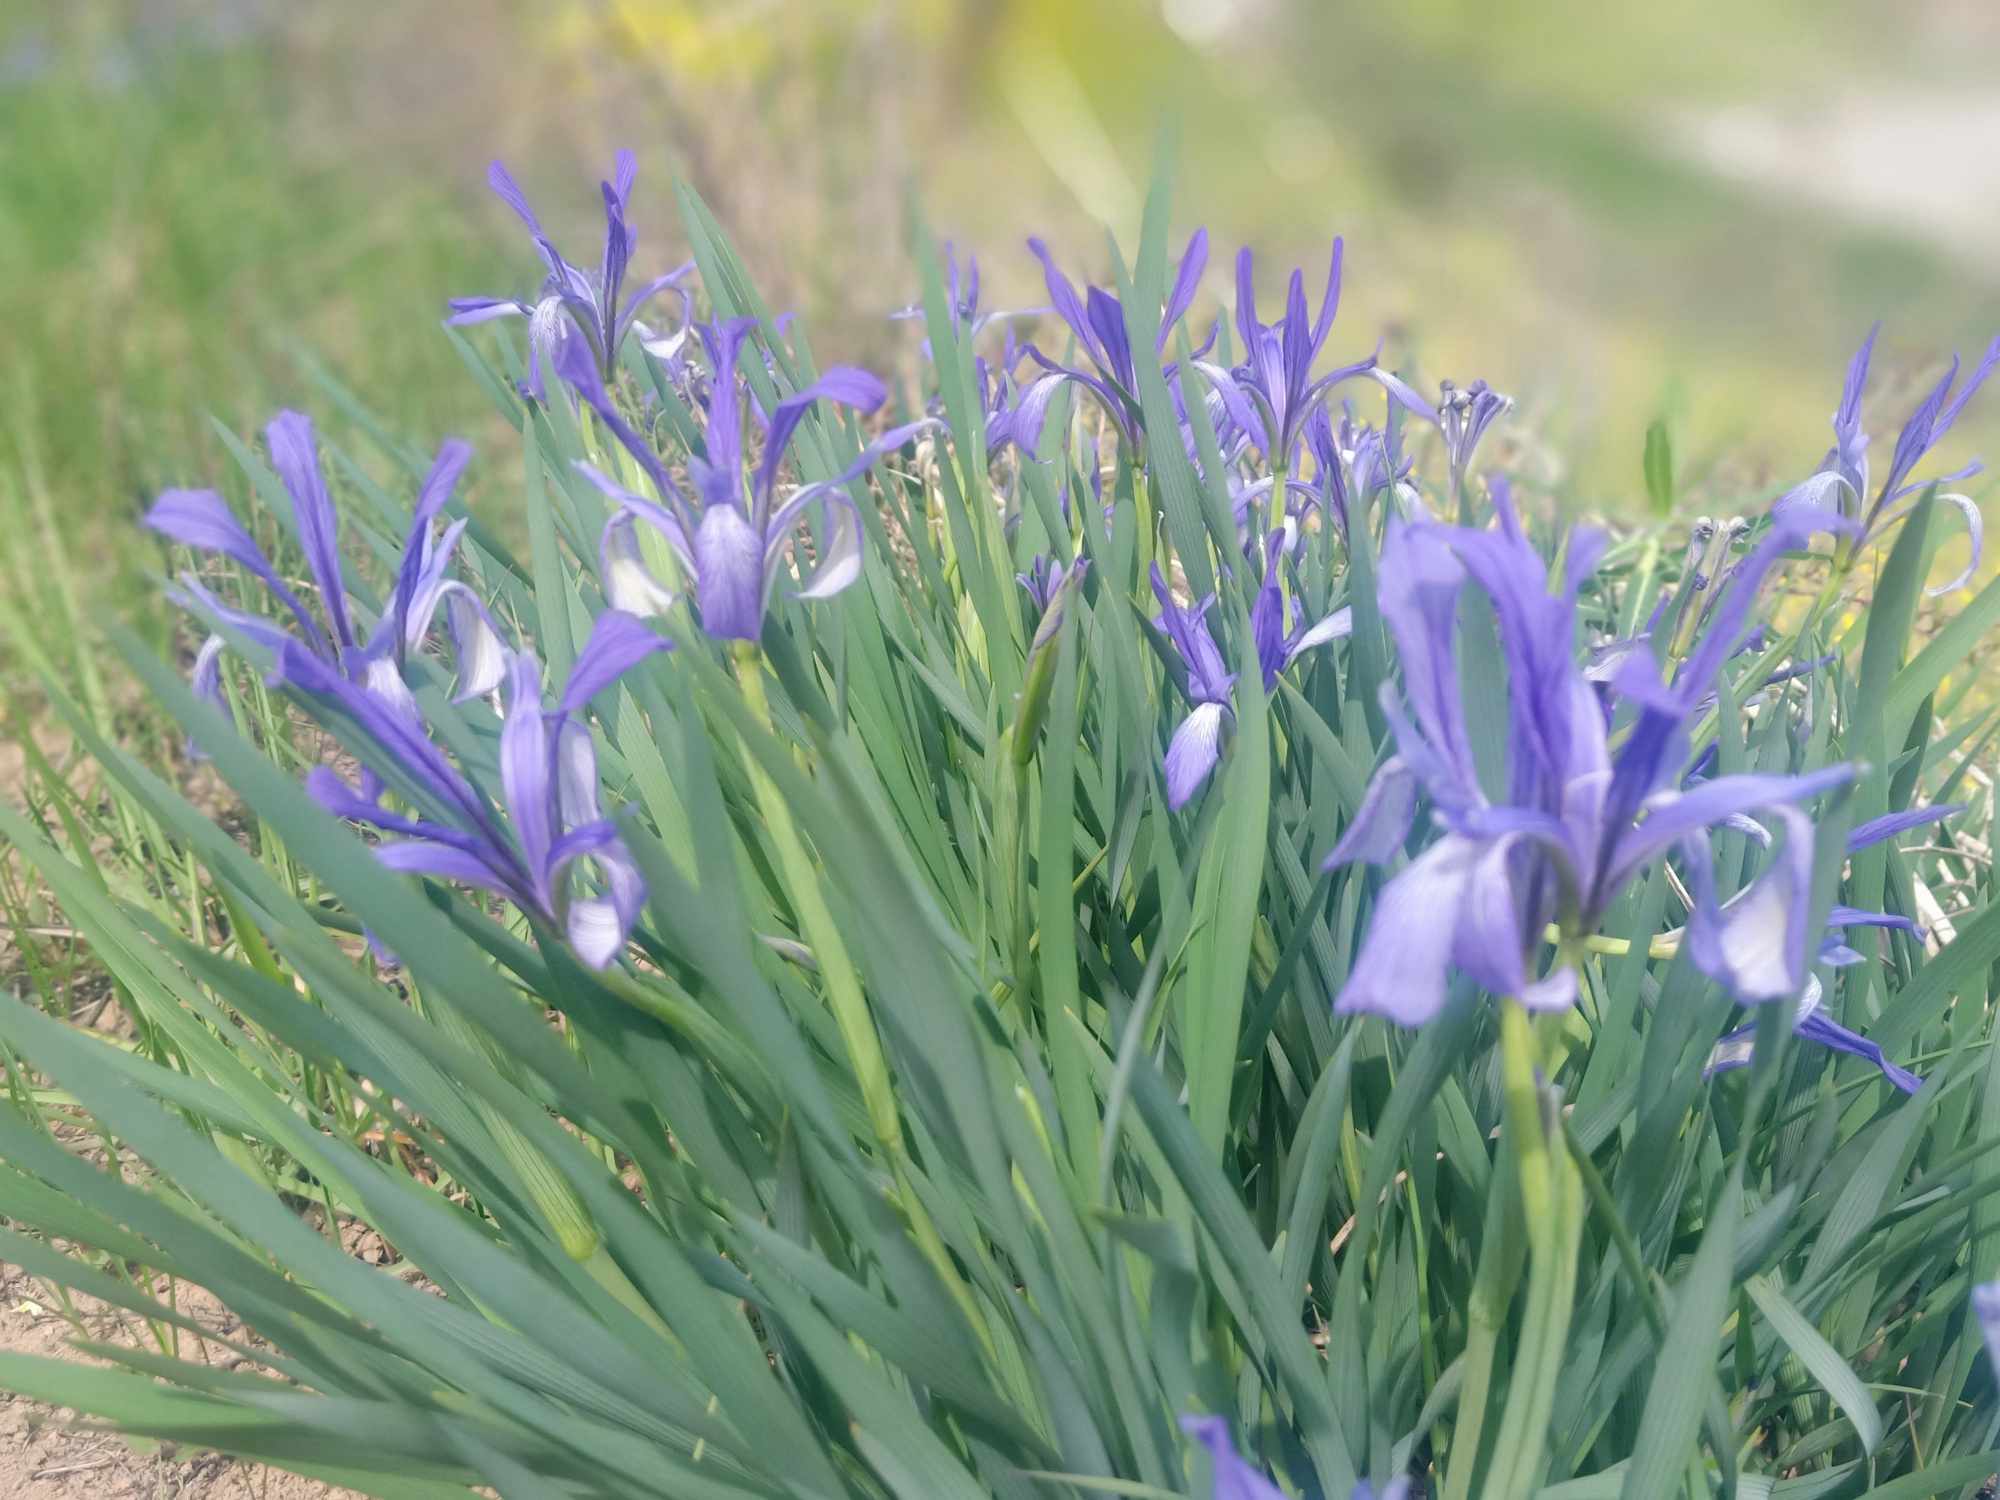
[732,641,899,1148]
[730,640,992,1353]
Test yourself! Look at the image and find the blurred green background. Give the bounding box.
[4,0,1999,622]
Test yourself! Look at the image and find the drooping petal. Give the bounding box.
[780,492,863,604]
[1703,1021,1759,1079]
[559,829,647,970]
[1519,965,1580,1012]
[1848,803,1964,852]
[1793,1010,1922,1092]
[1165,702,1230,811]
[1289,605,1353,657]
[374,838,527,893]
[1323,757,1417,867]
[1177,1414,1287,1500]
[499,652,555,894]
[146,490,326,655]
[446,296,530,325]
[1336,834,1477,1026]
[576,461,696,569]
[1925,492,1984,596]
[441,586,510,703]
[692,502,768,640]
[265,410,354,654]
[1971,1280,2000,1386]
[1607,764,1853,895]
[557,609,672,716]
[1451,834,1529,998]
[598,511,681,618]
[1683,805,1816,1002]
[1826,904,1927,940]
[554,719,600,832]
[272,640,501,845]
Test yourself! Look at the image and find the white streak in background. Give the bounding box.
[999,51,1139,240]
[1162,0,1238,46]
[1678,92,2000,268]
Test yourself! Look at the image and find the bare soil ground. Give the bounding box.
[0,1265,353,1499]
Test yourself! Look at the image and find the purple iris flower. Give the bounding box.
[1704,798,1964,1092]
[302,610,670,970]
[1774,324,2000,595]
[448,150,693,397]
[1703,965,1920,1092]
[982,329,1067,461]
[1017,553,1089,614]
[1250,532,1352,691]
[562,319,928,640]
[1975,1280,2000,1388]
[1153,547,1348,809]
[1322,483,1855,1026]
[1436,378,1514,497]
[147,414,507,756]
[1227,243,1429,473]
[1178,1414,1409,1500]
[1022,229,1209,451]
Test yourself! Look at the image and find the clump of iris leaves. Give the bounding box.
[0,145,1998,1500]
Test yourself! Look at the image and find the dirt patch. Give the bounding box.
[0,1265,357,1500]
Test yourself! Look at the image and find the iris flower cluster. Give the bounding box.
[564,316,932,641]
[146,410,508,759]
[1321,483,1856,1027]
[301,611,670,969]
[1776,323,1999,595]
[151,410,670,970]
[448,149,693,397]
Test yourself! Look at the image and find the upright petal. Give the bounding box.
[558,609,673,716]
[750,365,888,520]
[1376,520,1480,805]
[1310,238,1344,355]
[1177,1414,1287,1500]
[1027,237,1100,366]
[1157,228,1208,353]
[146,489,326,655]
[486,159,544,235]
[1232,247,1262,362]
[691,316,762,508]
[265,410,354,654]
